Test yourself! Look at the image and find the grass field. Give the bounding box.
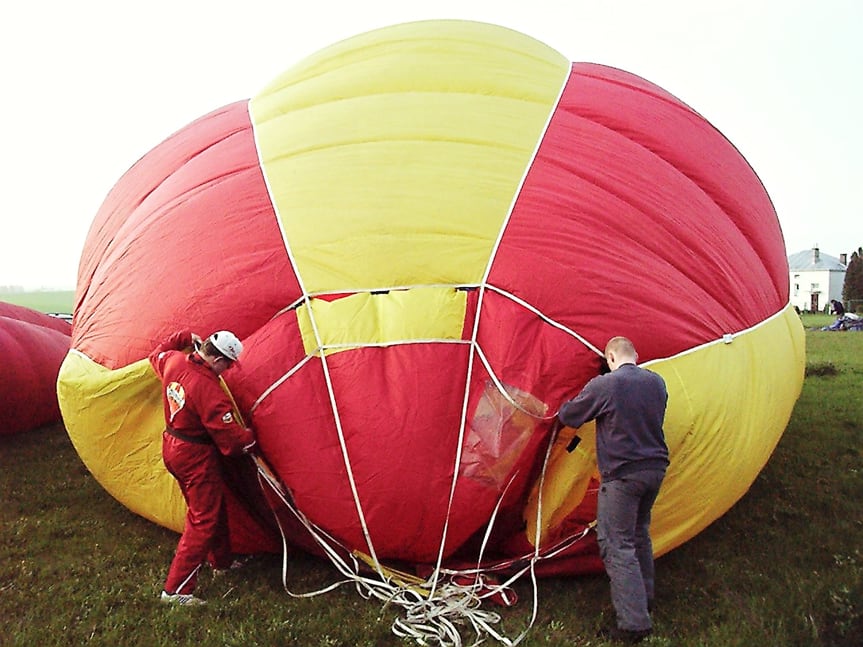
[0,289,75,313]
[0,313,860,646]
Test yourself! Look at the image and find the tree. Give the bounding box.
[842,246,863,310]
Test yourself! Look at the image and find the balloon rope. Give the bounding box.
[248,355,313,414]
[301,296,384,575]
[247,108,384,577]
[423,65,573,624]
[253,459,523,647]
[426,58,569,599]
[472,344,555,420]
[484,284,604,356]
[221,336,595,646]
[218,376,246,427]
[223,352,548,646]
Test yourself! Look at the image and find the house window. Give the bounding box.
[811,283,819,290]
[794,284,799,296]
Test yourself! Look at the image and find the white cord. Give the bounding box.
[254,458,542,646]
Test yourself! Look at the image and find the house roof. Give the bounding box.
[788,248,847,271]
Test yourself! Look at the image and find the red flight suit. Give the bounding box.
[149,330,255,595]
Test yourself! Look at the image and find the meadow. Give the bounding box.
[0,313,860,646]
[0,289,75,314]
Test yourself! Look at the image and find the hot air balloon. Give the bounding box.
[58,18,804,594]
[1,301,71,435]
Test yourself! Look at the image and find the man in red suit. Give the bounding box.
[150,330,256,606]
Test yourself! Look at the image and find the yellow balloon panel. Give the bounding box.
[649,305,805,555]
[523,304,805,554]
[524,421,598,542]
[296,287,468,355]
[249,20,570,293]
[57,352,185,532]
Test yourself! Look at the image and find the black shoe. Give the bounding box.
[597,624,652,644]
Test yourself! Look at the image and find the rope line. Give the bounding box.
[417,67,573,610]
[255,458,556,647]
[303,295,385,575]
[241,100,599,641]
[249,354,313,414]
[472,344,555,421]
[252,428,597,646]
[223,372,597,646]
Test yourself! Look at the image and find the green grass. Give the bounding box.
[0,289,75,313]
[1,314,861,646]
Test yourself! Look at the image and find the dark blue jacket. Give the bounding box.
[559,363,669,481]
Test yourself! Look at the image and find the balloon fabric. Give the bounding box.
[1,301,71,435]
[59,20,804,578]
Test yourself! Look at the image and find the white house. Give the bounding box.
[787,246,847,312]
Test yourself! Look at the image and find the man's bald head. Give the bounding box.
[604,336,638,371]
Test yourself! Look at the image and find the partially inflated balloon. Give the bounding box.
[1,302,70,435]
[59,20,804,573]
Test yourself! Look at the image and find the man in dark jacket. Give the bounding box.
[559,336,668,643]
[150,329,257,606]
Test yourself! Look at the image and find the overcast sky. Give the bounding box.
[1,0,860,288]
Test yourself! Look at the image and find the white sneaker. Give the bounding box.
[160,590,207,606]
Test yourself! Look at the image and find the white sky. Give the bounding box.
[1,0,860,288]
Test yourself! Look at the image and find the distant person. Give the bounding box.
[149,330,257,606]
[830,300,845,316]
[558,337,669,644]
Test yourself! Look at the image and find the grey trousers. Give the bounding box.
[596,469,666,632]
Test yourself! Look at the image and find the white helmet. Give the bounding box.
[209,330,243,361]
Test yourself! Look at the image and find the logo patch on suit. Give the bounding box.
[166,382,186,422]
[222,412,234,424]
